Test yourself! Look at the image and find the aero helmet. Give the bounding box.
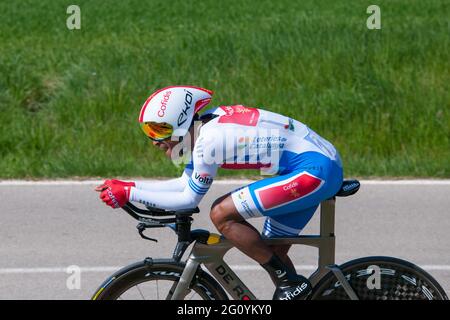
[138,86,213,141]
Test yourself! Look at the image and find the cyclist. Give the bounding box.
[97,85,343,300]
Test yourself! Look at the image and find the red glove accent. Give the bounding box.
[99,184,132,209]
[95,179,135,192]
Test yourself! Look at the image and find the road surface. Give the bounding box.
[0,180,449,299]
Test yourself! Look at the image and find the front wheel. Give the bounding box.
[311,256,448,300]
[92,260,228,300]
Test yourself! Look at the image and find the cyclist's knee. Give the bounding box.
[210,201,226,226]
[211,193,230,211]
[210,198,239,232]
[210,208,233,233]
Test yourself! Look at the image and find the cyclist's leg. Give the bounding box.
[229,173,324,274]
[222,154,342,299]
[228,171,334,298]
[229,154,342,263]
[212,193,263,238]
[232,169,341,227]
[211,172,321,263]
[211,164,341,299]
[210,195,275,263]
[210,170,323,265]
[263,205,318,239]
[265,205,319,273]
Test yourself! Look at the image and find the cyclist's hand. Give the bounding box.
[95,179,135,192]
[99,184,132,208]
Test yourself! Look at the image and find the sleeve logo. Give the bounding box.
[194,172,213,185]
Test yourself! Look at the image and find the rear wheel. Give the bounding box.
[311,256,448,300]
[92,260,228,300]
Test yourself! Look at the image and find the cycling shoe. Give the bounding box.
[273,275,312,300]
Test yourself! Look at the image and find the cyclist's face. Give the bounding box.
[151,125,195,158]
[152,138,180,158]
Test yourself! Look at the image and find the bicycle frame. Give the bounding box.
[171,198,337,300]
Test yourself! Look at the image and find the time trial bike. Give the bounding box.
[92,179,448,300]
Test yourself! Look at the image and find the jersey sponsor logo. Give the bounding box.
[237,135,285,151]
[284,118,295,131]
[233,187,262,218]
[282,181,298,191]
[255,172,324,211]
[218,105,260,126]
[158,90,172,117]
[237,190,254,216]
[177,89,193,126]
[240,200,253,216]
[237,136,251,150]
[188,178,209,195]
[194,172,213,185]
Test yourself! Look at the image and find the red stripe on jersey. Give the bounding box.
[256,173,323,210]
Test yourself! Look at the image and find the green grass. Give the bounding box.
[0,0,449,178]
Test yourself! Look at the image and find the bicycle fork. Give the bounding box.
[170,257,200,300]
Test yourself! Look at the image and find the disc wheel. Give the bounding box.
[311,256,448,300]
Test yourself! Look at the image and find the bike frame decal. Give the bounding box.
[206,233,221,245]
[207,262,254,300]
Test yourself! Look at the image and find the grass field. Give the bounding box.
[0,0,448,178]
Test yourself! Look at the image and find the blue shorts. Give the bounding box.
[231,152,343,237]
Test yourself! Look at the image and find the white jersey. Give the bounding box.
[130,105,341,210]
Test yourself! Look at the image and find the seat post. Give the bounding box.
[318,197,336,268]
[320,197,336,237]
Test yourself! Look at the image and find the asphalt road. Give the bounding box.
[0,180,449,299]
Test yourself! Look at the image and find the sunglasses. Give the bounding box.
[140,121,174,141]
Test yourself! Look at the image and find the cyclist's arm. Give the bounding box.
[129,166,217,210]
[129,136,218,210]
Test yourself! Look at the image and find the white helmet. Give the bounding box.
[138,85,213,140]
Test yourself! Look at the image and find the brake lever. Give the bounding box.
[137,223,158,242]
